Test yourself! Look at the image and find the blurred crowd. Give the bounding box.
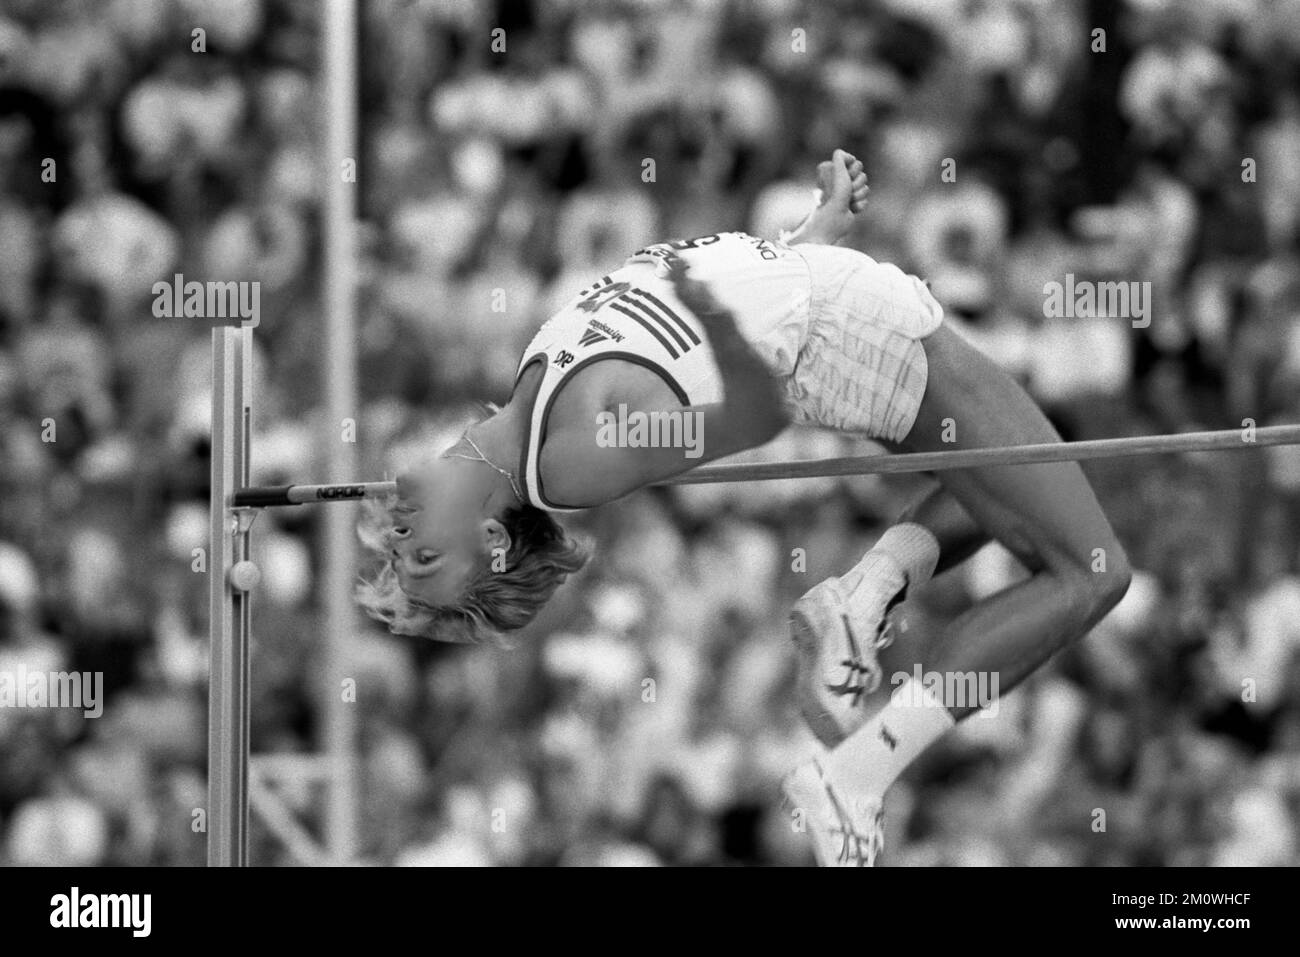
[2,0,1300,865]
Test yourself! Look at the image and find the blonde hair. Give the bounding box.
[354,490,589,643]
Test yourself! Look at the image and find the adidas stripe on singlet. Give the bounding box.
[513,232,810,511]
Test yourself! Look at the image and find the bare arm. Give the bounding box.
[536,148,868,505]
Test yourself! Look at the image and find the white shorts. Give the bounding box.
[607,236,944,445]
[780,243,944,443]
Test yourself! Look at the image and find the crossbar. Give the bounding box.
[231,424,1300,507]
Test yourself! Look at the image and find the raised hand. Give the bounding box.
[788,148,870,246]
[819,149,870,215]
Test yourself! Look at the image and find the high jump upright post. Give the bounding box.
[207,0,359,867]
[209,325,253,866]
[321,0,360,863]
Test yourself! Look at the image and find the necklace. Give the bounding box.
[447,432,524,505]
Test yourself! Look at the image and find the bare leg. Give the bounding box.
[887,324,1131,717]
[808,323,1131,862]
[785,324,1132,865]
[893,480,990,576]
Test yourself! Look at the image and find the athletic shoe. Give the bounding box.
[781,757,885,866]
[790,554,907,746]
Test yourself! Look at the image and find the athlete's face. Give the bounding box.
[390,454,508,607]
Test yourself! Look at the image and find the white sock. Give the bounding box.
[834,522,940,630]
[864,522,939,598]
[822,677,955,801]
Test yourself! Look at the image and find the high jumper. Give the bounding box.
[217,150,1296,866]
[359,147,1129,866]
